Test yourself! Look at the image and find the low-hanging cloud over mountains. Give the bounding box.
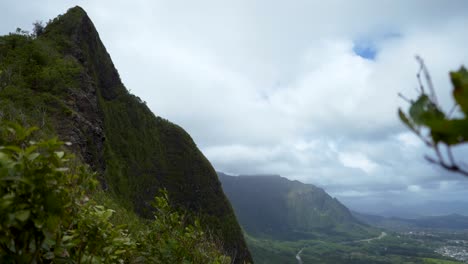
[2,0,468,214]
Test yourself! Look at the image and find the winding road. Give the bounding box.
[295,232,387,263]
[295,248,305,264]
[349,231,387,243]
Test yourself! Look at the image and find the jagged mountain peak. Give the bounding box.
[44,6,96,40]
[43,6,125,100]
[0,7,252,263]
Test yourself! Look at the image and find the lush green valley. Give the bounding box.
[219,173,465,263]
[0,6,251,263]
[245,230,467,264]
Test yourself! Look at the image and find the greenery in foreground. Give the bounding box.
[399,58,468,177]
[0,123,230,263]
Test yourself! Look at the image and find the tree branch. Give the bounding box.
[415,55,438,106]
[425,154,468,177]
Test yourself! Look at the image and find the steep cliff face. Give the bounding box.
[0,6,251,263]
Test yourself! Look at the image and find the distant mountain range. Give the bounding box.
[353,211,468,231]
[218,172,376,241]
[217,173,467,264]
[343,200,468,219]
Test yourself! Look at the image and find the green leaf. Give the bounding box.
[55,151,65,159]
[451,67,468,116]
[27,152,40,161]
[427,118,468,145]
[114,249,126,255]
[15,210,31,221]
[24,126,39,136]
[398,108,416,132]
[24,145,38,155]
[102,209,114,220]
[62,235,75,241]
[33,218,45,229]
[46,215,61,230]
[43,251,55,260]
[408,95,445,126]
[2,145,22,154]
[0,176,32,185]
[409,95,429,125]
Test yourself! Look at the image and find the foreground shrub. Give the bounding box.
[0,122,230,263]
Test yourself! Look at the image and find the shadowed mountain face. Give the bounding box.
[0,7,251,263]
[218,172,374,241]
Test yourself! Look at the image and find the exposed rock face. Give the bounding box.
[42,8,114,177]
[58,71,106,175]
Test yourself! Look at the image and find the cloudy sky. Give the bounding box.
[2,0,468,215]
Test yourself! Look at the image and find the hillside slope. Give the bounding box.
[0,6,251,263]
[218,172,374,241]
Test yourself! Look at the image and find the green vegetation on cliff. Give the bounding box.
[0,6,251,263]
[0,123,231,263]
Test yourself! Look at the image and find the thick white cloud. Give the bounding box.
[2,0,468,215]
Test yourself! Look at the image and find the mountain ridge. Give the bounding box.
[353,211,468,231]
[0,6,251,263]
[218,172,375,241]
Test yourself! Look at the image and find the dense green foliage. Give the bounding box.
[399,59,468,177]
[0,6,252,262]
[0,123,231,263]
[0,32,78,130]
[218,173,376,241]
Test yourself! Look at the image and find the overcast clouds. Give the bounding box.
[2,0,468,215]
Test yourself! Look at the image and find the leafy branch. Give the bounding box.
[398,57,468,177]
